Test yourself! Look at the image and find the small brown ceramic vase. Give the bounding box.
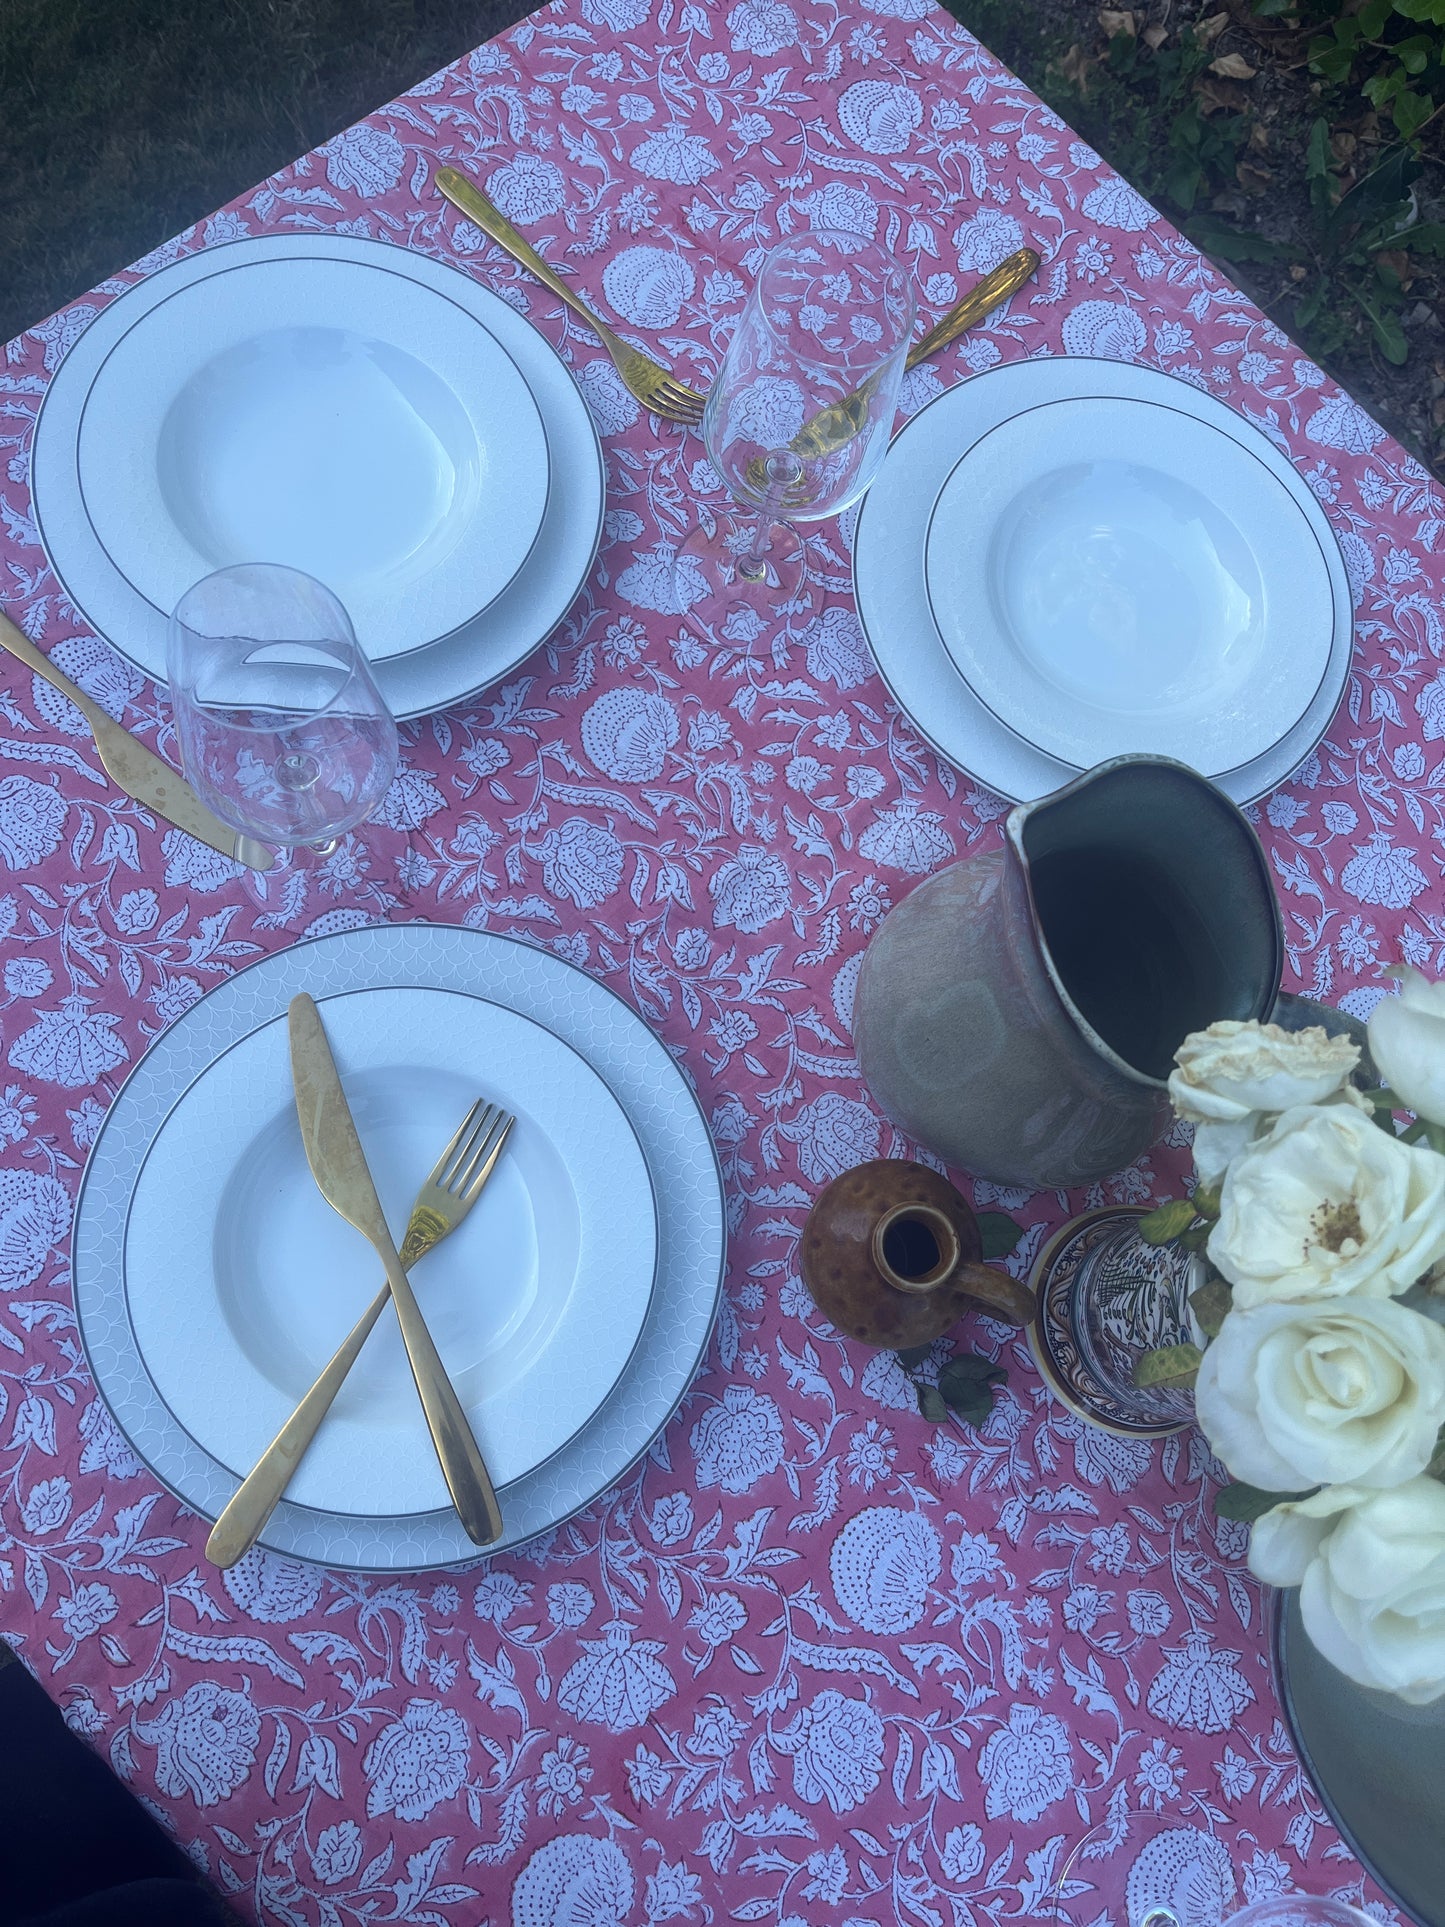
[800,1158,1034,1348]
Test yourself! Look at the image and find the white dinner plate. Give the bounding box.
[73,925,726,1570]
[924,395,1332,775]
[31,235,605,721]
[77,255,550,662]
[126,984,656,1514]
[854,357,1354,804]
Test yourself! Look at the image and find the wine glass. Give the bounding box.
[674,228,914,636]
[167,564,398,863]
[1053,1809,1378,1927]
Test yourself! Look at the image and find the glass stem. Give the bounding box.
[738,453,803,583]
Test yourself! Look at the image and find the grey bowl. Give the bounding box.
[1274,1590,1444,1927]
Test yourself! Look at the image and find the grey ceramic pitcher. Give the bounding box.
[853,757,1283,1189]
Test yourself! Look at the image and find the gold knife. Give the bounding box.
[0,610,274,873]
[287,994,503,1546]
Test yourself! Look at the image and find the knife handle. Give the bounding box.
[377,1234,504,1546]
[0,610,107,726]
[905,246,1041,371]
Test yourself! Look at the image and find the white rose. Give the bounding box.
[1208,1102,1445,1308]
[1369,965,1445,1128]
[1169,1020,1359,1185]
[1250,1480,1445,1704]
[1196,1296,1445,1490]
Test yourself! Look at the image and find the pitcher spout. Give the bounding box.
[854,756,1283,1190]
[1011,755,1283,1089]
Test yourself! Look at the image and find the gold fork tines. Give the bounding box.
[206,1099,516,1568]
[434,166,706,426]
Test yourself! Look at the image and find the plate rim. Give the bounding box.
[121,981,659,1511]
[72,924,726,1571]
[70,250,553,661]
[853,354,1353,805]
[920,391,1334,778]
[30,232,606,722]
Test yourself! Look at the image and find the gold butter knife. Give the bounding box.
[288,993,504,1546]
[0,610,273,873]
[744,246,1043,494]
[792,246,1042,460]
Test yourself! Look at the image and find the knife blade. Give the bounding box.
[288,994,503,1545]
[0,610,274,873]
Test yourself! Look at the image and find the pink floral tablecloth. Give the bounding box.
[1,0,1440,1920]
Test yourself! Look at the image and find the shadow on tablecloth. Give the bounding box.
[0,1644,239,1927]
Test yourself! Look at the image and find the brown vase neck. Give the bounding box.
[869,1200,961,1296]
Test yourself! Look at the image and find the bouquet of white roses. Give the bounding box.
[1138,966,1445,1707]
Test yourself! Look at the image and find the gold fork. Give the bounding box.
[205,1099,515,1568]
[435,166,707,426]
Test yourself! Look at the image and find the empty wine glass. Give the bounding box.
[1053,1808,1377,1927]
[674,228,914,636]
[167,564,397,862]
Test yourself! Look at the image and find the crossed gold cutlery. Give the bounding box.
[0,609,273,872]
[207,1082,514,1566]
[206,996,510,1567]
[434,164,1039,437]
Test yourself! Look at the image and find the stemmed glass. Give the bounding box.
[167,563,398,867]
[1053,1808,1378,1927]
[674,228,914,635]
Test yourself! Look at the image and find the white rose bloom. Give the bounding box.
[1369,965,1445,1128]
[1250,1480,1445,1704]
[1208,1102,1445,1308]
[1196,1296,1445,1490]
[1169,1020,1359,1186]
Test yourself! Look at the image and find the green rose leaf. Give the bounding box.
[895,1343,934,1371]
[1214,1482,1317,1523]
[1189,1278,1234,1339]
[1426,1423,1445,1481]
[937,1353,1007,1427]
[1138,1198,1197,1246]
[976,1211,1025,1260]
[1133,1343,1203,1388]
[916,1383,949,1424]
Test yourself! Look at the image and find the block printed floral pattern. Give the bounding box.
[0,0,1439,1919]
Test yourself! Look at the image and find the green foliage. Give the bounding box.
[1264,0,1445,143]
[1027,0,1443,378]
[1138,1197,1198,1245]
[1295,134,1435,363]
[975,1211,1024,1260]
[1189,1277,1234,1338]
[900,1348,1008,1427]
[1133,1342,1203,1389]
[1049,21,1248,215]
[1214,1481,1318,1521]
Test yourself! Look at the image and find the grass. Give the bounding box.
[0,0,528,344]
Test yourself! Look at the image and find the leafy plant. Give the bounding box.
[901,1347,1009,1426]
[1258,0,1445,147]
[1047,19,1249,215]
[1300,136,1445,361]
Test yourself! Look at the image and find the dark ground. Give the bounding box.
[0,0,522,346]
[0,2,1441,458]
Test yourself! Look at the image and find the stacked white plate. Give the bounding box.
[72,925,725,1570]
[31,235,605,720]
[854,357,1353,803]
